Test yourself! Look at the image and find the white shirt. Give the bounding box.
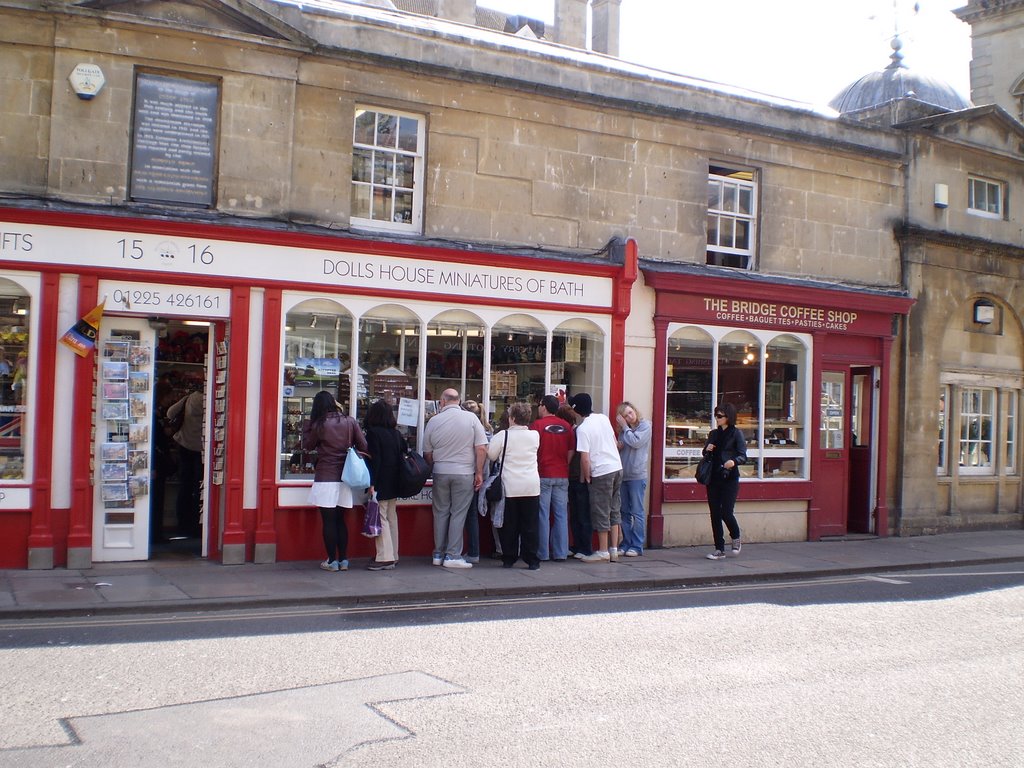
[575,412,622,478]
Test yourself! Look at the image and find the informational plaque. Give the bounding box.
[129,73,219,206]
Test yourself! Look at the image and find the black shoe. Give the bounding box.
[528,563,540,570]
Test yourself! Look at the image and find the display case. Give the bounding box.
[281,394,316,478]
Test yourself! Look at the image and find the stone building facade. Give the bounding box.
[0,0,1017,567]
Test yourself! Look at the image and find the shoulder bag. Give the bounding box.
[695,455,713,485]
[398,432,431,498]
[485,432,509,503]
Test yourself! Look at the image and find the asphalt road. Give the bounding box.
[1,564,1022,767]
[1,562,1021,648]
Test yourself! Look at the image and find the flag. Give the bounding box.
[60,300,105,357]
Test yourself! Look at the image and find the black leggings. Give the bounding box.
[319,506,349,562]
[706,480,740,552]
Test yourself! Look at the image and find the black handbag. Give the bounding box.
[398,432,431,498]
[485,432,509,503]
[695,455,713,485]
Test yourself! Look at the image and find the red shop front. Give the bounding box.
[0,206,637,568]
[642,266,912,546]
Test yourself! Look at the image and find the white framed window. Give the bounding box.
[959,387,995,474]
[1005,391,1018,475]
[351,107,425,234]
[937,385,948,476]
[706,165,757,269]
[967,176,1003,219]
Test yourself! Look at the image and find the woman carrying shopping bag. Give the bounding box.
[301,391,368,572]
[363,399,406,571]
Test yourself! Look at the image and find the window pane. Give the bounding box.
[282,305,353,479]
[372,187,391,221]
[707,179,721,210]
[424,310,486,428]
[1007,392,1017,474]
[738,186,753,216]
[959,387,994,470]
[665,327,713,480]
[397,116,420,152]
[492,315,547,427]
[358,305,421,445]
[820,372,845,450]
[352,149,373,183]
[717,331,759,477]
[354,110,376,145]
[937,387,947,474]
[553,320,605,430]
[722,184,738,213]
[396,155,416,188]
[394,191,414,224]
[352,184,371,219]
[734,219,750,250]
[376,113,398,148]
[706,214,719,247]
[763,335,805,478]
[373,153,394,185]
[0,291,29,479]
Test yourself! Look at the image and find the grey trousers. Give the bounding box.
[431,473,475,558]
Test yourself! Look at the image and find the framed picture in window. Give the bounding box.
[765,382,783,410]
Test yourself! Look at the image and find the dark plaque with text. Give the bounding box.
[130,73,219,206]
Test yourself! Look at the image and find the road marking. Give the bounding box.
[860,575,911,585]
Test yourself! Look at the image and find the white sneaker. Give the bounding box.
[573,552,587,560]
[320,560,339,572]
[443,556,472,569]
[581,551,610,563]
[731,539,742,556]
[432,553,443,566]
[706,550,726,560]
[624,548,641,557]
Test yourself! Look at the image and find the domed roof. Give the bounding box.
[829,37,971,115]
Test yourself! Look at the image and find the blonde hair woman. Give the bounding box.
[615,401,652,557]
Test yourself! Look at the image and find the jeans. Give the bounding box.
[537,477,569,560]
[619,478,648,554]
[431,473,474,559]
[568,478,592,556]
[706,479,741,552]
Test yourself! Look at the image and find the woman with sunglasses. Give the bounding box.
[703,402,746,560]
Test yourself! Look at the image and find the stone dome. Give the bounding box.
[829,37,971,115]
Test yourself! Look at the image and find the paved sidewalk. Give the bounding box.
[1,529,1023,618]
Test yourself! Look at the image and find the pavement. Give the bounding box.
[1,529,1023,618]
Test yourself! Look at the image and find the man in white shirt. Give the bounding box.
[569,392,623,563]
[423,388,488,568]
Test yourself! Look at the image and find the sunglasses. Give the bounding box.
[714,413,726,418]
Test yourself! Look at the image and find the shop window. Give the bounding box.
[937,386,948,476]
[959,387,994,474]
[422,309,485,428]
[665,327,714,480]
[967,176,1003,219]
[0,288,29,480]
[281,301,354,479]
[129,72,220,207]
[1006,391,1018,476]
[351,106,425,234]
[664,324,809,482]
[553,319,605,419]
[762,335,806,478]
[706,165,757,269]
[492,314,547,428]
[357,304,422,438]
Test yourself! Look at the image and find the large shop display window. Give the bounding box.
[280,299,606,480]
[664,325,808,482]
[0,282,29,480]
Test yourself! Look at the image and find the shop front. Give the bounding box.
[643,266,912,546]
[0,206,635,568]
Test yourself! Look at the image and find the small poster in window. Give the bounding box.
[129,475,149,497]
[129,394,147,419]
[102,361,129,381]
[101,462,128,482]
[103,341,130,361]
[101,442,129,462]
[128,423,149,444]
[101,400,130,421]
[101,483,129,502]
[102,382,129,400]
[129,371,150,392]
[129,450,148,472]
[397,397,419,427]
[564,333,581,364]
[129,344,151,367]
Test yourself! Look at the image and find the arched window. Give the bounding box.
[0,280,30,480]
